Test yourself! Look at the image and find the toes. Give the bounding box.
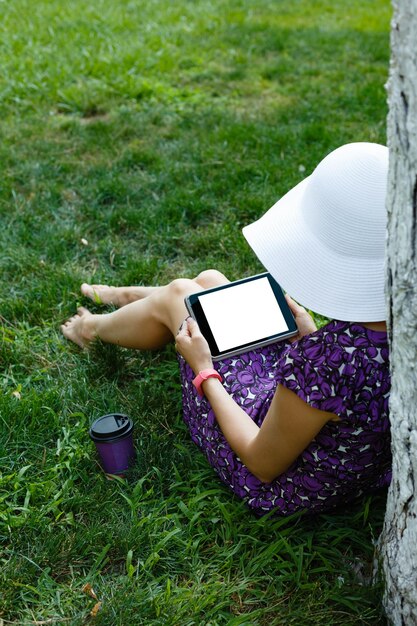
[80,283,91,297]
[64,314,80,325]
[81,283,105,305]
[60,319,86,349]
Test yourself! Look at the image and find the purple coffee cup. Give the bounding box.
[89,413,135,475]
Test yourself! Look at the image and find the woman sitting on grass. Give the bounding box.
[61,142,391,517]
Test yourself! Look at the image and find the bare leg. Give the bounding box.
[81,269,230,308]
[61,271,229,349]
[80,283,159,307]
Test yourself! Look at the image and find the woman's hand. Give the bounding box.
[175,317,213,375]
[285,294,317,342]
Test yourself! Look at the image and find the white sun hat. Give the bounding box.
[242,142,388,322]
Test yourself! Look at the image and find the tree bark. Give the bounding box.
[379,0,417,623]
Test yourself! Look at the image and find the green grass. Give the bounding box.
[0,0,391,623]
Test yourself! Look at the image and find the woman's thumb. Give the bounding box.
[187,316,200,334]
[285,294,305,316]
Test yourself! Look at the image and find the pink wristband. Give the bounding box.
[192,368,223,397]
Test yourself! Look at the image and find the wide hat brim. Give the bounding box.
[242,176,386,322]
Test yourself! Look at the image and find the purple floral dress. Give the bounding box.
[178,320,391,516]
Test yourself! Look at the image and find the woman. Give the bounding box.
[61,142,391,516]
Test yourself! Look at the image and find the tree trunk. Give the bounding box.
[379,0,417,623]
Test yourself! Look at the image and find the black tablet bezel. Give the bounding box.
[184,272,298,360]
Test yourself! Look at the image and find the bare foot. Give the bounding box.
[81,283,124,306]
[61,307,96,348]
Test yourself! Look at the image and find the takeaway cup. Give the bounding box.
[89,413,135,475]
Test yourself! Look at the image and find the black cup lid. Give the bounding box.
[89,413,133,442]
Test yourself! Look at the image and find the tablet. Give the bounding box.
[184,273,298,360]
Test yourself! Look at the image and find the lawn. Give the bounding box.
[0,0,391,624]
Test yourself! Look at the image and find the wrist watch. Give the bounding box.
[192,368,223,397]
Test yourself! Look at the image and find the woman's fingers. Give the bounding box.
[175,315,213,373]
[175,318,196,350]
[285,293,306,316]
[186,316,200,336]
[285,294,317,340]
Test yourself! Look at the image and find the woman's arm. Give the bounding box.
[201,377,335,482]
[176,317,336,483]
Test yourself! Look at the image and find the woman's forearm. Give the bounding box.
[201,377,264,478]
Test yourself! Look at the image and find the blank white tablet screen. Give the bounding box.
[198,277,289,352]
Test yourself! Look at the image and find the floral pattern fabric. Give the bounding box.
[178,320,391,516]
